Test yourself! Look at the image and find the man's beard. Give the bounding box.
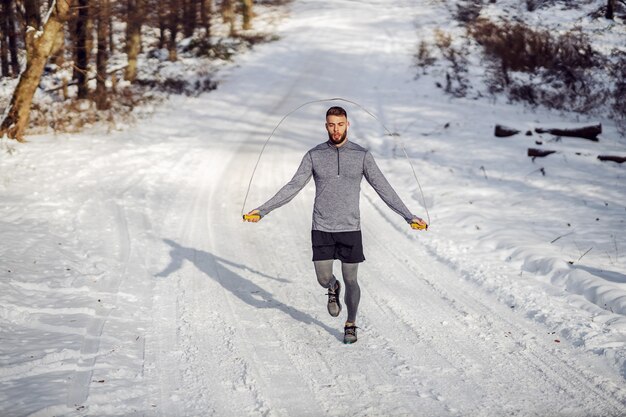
[328,130,347,145]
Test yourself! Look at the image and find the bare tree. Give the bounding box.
[124,0,143,82]
[95,0,110,109]
[168,0,178,61]
[24,0,66,71]
[182,0,197,38]
[108,14,114,54]
[23,0,65,70]
[49,12,66,69]
[24,0,43,30]
[1,0,10,77]
[0,0,74,141]
[241,0,253,30]
[606,0,615,19]
[200,0,212,39]
[74,0,90,99]
[157,0,166,48]
[4,0,20,76]
[221,0,236,37]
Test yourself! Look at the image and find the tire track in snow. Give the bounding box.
[66,193,134,409]
[205,144,329,416]
[147,148,276,416]
[66,142,191,414]
[182,160,272,416]
[359,194,626,416]
[146,152,214,417]
[84,144,198,416]
[66,178,154,410]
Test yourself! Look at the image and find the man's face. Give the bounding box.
[326,115,349,145]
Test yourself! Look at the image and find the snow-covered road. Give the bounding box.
[1,0,625,416]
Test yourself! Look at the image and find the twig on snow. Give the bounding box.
[550,231,573,244]
[576,247,593,263]
[479,165,488,180]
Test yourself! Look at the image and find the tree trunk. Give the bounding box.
[1,0,10,77]
[124,0,143,82]
[182,0,196,38]
[0,0,74,141]
[221,0,236,37]
[75,0,89,99]
[534,124,601,141]
[24,0,43,30]
[241,0,253,30]
[494,124,520,137]
[598,155,626,163]
[606,0,615,19]
[200,0,212,39]
[158,0,166,49]
[527,148,556,159]
[86,3,94,58]
[49,18,66,67]
[168,0,178,61]
[108,14,114,54]
[5,0,19,76]
[95,0,110,110]
[23,0,45,65]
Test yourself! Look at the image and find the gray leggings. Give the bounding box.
[314,260,360,323]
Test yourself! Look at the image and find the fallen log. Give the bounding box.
[528,148,556,160]
[534,124,601,141]
[494,124,520,137]
[597,155,626,164]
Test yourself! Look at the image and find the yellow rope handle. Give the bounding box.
[410,221,428,230]
[242,213,261,222]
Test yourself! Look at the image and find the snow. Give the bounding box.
[1,0,626,416]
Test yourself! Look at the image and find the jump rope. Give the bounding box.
[241,97,430,230]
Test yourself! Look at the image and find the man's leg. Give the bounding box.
[313,259,336,289]
[314,260,341,317]
[341,262,360,323]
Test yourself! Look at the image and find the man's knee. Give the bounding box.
[314,260,335,288]
[317,274,334,288]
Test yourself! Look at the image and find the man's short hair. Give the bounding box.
[326,106,347,118]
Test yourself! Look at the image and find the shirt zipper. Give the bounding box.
[336,148,340,176]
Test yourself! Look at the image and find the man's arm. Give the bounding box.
[245,152,313,220]
[363,151,425,227]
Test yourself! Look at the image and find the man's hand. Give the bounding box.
[243,209,262,223]
[410,217,428,230]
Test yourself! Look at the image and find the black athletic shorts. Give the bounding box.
[311,230,365,263]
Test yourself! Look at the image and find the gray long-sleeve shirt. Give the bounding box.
[257,140,416,232]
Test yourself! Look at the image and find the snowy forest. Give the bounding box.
[0,0,626,140]
[1,1,625,416]
[0,0,274,140]
[1,0,625,140]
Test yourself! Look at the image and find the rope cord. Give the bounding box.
[241,97,431,225]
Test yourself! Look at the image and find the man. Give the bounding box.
[244,106,427,344]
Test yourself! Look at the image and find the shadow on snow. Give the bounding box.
[156,238,343,341]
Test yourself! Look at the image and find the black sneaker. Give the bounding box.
[343,324,358,344]
[327,280,342,317]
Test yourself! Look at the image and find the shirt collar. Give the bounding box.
[327,139,349,149]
